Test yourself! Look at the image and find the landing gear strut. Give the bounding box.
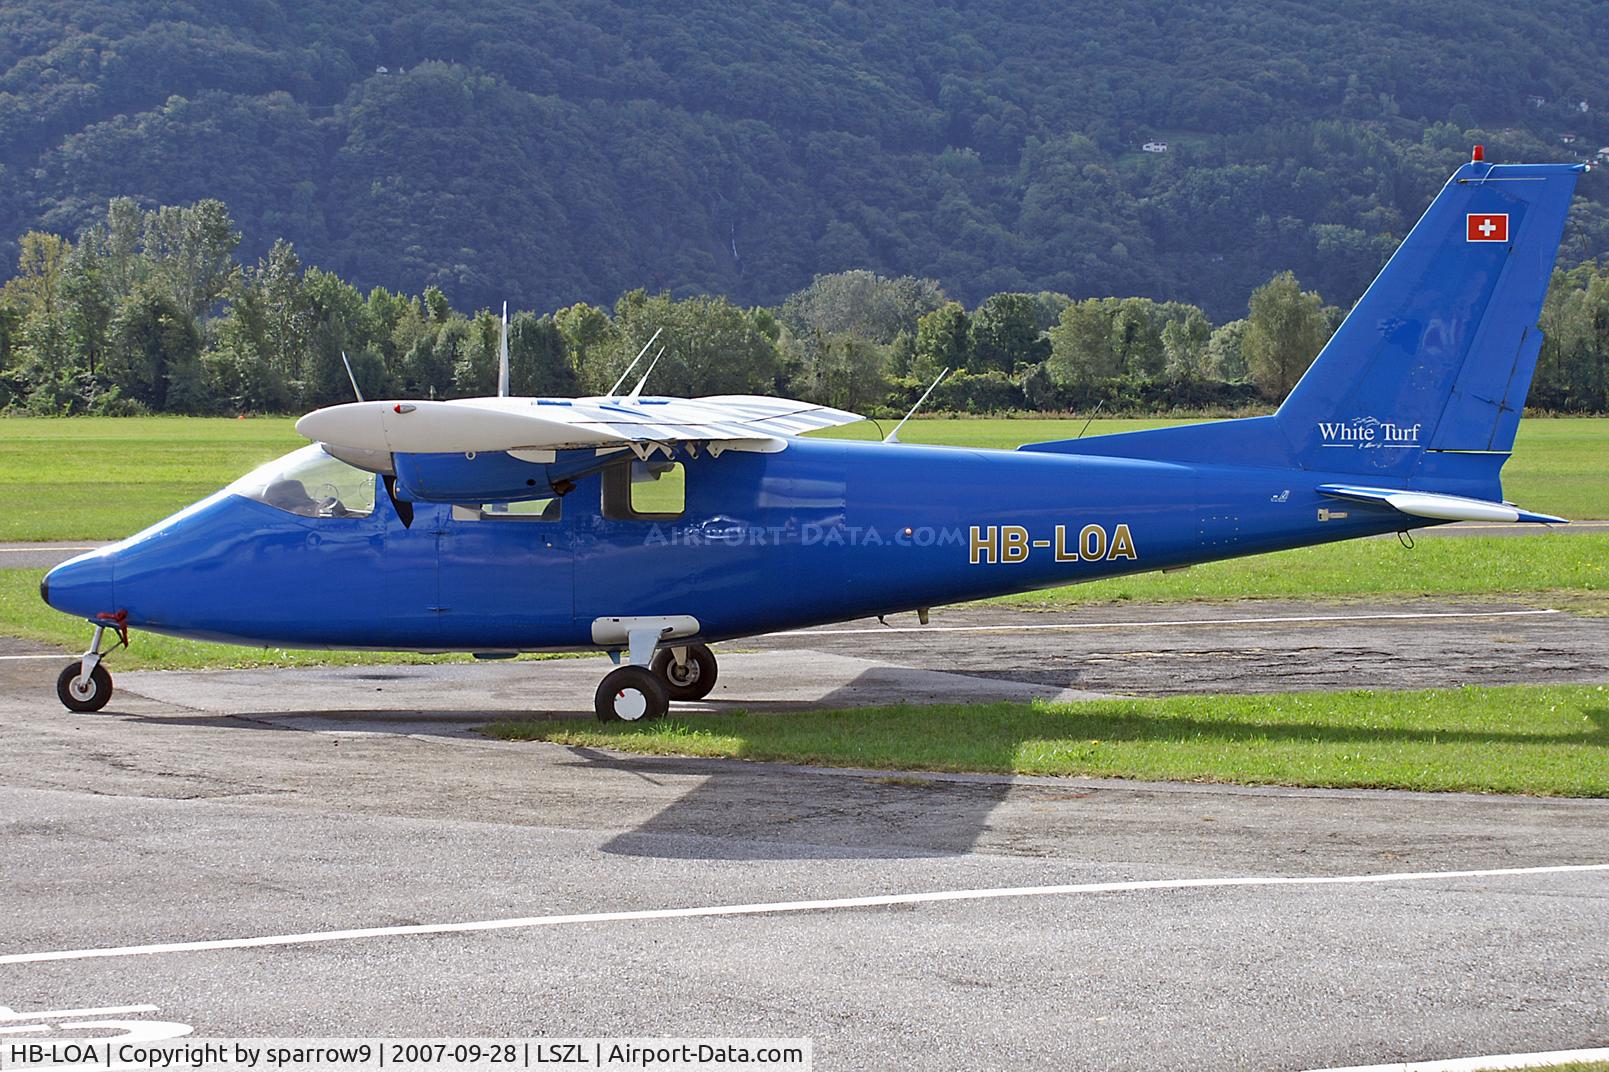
[56,617,126,713]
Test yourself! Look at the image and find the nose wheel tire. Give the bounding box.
[651,643,718,701]
[56,661,113,713]
[595,665,670,722]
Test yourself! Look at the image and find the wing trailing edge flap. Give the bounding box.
[1315,484,1566,524]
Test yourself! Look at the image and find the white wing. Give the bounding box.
[295,395,864,456]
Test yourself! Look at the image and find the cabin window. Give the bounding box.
[230,445,377,519]
[602,460,685,520]
[452,498,562,522]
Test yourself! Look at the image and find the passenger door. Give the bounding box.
[436,495,574,649]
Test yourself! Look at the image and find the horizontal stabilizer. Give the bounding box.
[1316,484,1566,525]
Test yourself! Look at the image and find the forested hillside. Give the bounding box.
[1,0,1606,321]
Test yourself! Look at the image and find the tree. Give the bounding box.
[797,332,888,412]
[2,231,73,378]
[206,283,292,413]
[301,268,375,406]
[911,301,971,381]
[1205,318,1250,382]
[253,240,310,390]
[140,200,240,322]
[968,293,1049,374]
[101,197,146,299]
[509,313,578,396]
[105,285,208,412]
[423,286,453,323]
[1109,299,1165,377]
[613,292,782,398]
[453,309,501,397]
[779,271,945,345]
[1536,262,1609,411]
[62,230,115,375]
[1047,299,1118,384]
[1242,271,1332,399]
[555,301,619,393]
[1162,307,1212,382]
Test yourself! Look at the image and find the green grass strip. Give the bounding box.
[484,684,1609,797]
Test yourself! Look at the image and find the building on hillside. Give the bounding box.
[1141,141,1169,153]
[1560,133,1579,144]
[1528,95,1548,108]
[1578,100,1591,113]
[1596,147,1609,163]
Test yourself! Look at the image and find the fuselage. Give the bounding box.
[43,436,1421,652]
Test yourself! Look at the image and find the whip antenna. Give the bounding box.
[884,367,949,443]
[608,327,664,396]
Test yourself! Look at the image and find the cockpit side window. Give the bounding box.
[229,446,378,519]
[602,460,685,520]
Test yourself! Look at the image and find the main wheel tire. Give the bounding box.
[56,661,113,713]
[595,665,670,723]
[651,644,718,701]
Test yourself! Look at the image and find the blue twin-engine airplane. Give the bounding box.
[41,151,1586,721]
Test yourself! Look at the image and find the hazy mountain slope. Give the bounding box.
[1,0,1605,318]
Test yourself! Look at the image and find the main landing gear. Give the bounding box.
[595,641,719,722]
[55,616,127,713]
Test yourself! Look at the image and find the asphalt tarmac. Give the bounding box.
[0,596,1605,1070]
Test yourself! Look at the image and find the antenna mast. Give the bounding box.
[497,301,511,397]
[884,367,949,443]
[340,351,364,402]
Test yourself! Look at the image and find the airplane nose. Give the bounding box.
[41,550,116,619]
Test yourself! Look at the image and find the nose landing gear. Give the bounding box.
[55,615,127,713]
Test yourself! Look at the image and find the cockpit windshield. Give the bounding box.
[229,445,378,519]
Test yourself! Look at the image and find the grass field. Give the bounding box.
[482,683,1609,797]
[0,415,1605,540]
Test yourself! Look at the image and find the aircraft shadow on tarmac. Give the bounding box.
[103,667,1046,861]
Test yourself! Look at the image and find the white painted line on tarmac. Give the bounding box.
[2,862,1603,966]
[777,608,1561,637]
[1303,1045,1609,1071]
[0,655,64,661]
[0,1005,158,1021]
[0,546,99,553]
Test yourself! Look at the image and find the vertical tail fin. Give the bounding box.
[1276,157,1585,478]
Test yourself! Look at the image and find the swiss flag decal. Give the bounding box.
[1467,213,1509,242]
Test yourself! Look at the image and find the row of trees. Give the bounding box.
[2,199,1607,417]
